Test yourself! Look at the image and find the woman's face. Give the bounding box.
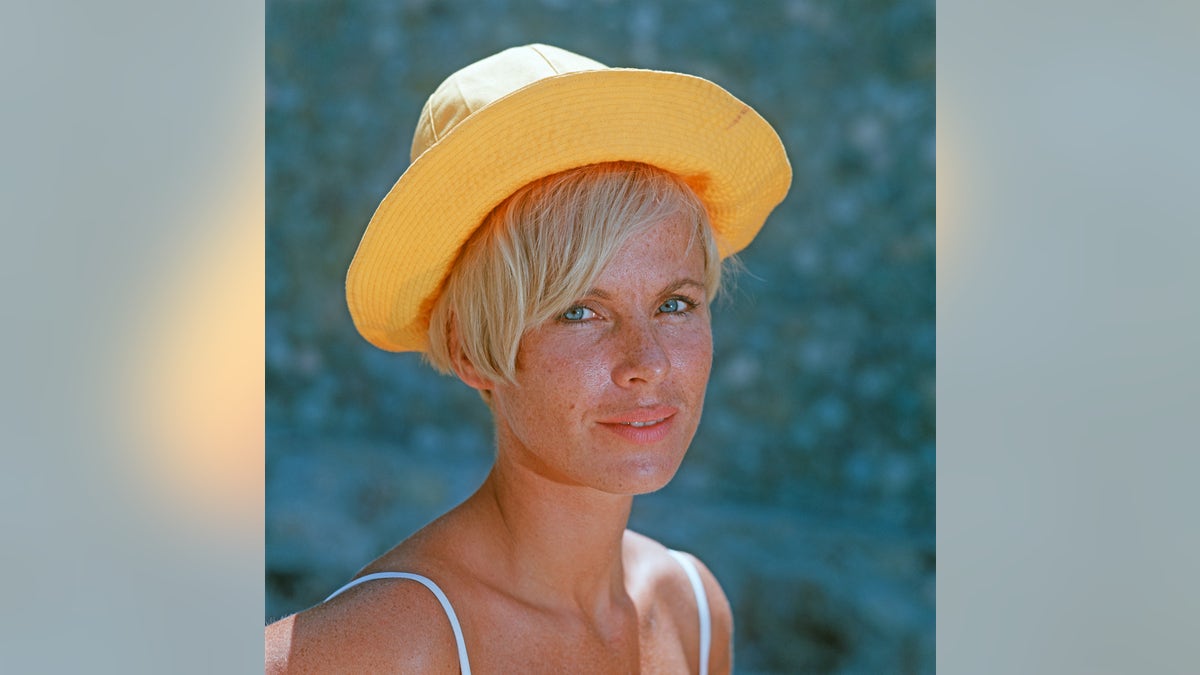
[487,213,713,495]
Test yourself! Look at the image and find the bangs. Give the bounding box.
[427,161,721,385]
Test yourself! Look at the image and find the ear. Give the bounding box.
[447,320,493,394]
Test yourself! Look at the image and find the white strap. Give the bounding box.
[324,572,472,675]
[668,550,712,675]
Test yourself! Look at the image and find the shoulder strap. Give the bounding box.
[324,572,472,675]
[668,550,712,675]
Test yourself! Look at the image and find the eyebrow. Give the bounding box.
[582,278,706,300]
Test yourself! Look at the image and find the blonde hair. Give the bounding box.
[426,161,722,384]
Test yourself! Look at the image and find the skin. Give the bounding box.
[266,214,733,673]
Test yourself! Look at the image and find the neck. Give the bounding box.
[465,453,634,614]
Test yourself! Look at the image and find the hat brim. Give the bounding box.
[346,68,792,352]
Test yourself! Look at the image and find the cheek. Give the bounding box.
[516,344,608,413]
[670,326,714,382]
[577,354,615,393]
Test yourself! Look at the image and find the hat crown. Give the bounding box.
[411,44,608,162]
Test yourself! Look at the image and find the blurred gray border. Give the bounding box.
[938,1,1200,672]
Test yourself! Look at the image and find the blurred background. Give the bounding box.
[266,1,934,672]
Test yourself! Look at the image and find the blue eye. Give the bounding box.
[659,297,692,314]
[561,306,596,321]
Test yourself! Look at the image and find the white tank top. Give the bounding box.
[324,549,713,675]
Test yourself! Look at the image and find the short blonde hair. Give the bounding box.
[426,161,722,384]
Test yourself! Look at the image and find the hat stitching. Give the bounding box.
[452,75,475,116]
[527,44,561,75]
[425,102,440,143]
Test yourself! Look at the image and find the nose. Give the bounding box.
[611,319,670,387]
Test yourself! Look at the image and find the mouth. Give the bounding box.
[597,406,679,443]
[621,418,667,428]
[599,405,678,426]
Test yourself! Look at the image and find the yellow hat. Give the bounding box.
[346,44,791,352]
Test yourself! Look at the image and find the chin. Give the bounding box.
[600,454,685,496]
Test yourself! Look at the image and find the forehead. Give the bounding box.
[590,214,707,293]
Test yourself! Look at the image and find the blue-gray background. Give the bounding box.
[266,1,934,673]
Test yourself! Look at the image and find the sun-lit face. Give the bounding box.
[485,214,714,495]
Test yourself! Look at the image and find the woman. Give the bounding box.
[267,43,789,673]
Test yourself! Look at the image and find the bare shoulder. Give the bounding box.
[623,530,734,674]
[666,547,735,674]
[264,572,462,674]
[623,529,731,615]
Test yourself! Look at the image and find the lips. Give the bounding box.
[596,406,678,443]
